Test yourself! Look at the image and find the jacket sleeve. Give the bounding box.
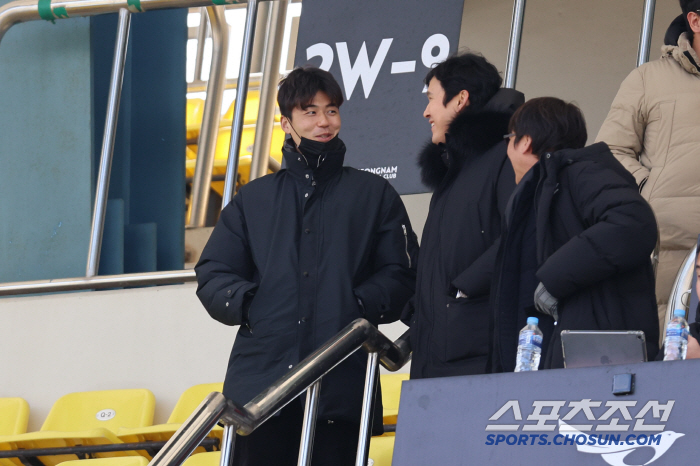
[450,158,514,297]
[595,68,650,186]
[194,193,259,326]
[353,184,418,325]
[536,162,658,299]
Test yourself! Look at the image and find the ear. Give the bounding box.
[455,90,470,112]
[689,11,700,34]
[515,135,533,155]
[280,115,292,135]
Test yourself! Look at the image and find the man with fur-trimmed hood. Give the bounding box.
[404,53,524,378]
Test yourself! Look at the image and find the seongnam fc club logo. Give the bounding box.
[484,399,684,465]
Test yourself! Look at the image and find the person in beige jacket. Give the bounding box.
[596,1,700,337]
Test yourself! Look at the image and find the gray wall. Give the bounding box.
[0,9,93,282]
[459,0,680,142]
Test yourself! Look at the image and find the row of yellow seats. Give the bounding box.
[0,374,408,466]
[0,384,223,466]
[186,93,287,191]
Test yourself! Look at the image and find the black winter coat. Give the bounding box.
[195,139,418,426]
[408,89,523,379]
[492,142,660,371]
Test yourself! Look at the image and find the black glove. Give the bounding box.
[534,282,558,322]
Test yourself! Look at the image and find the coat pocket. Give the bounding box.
[443,295,490,362]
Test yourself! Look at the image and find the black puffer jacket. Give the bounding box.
[195,138,418,427]
[408,89,523,379]
[492,142,660,371]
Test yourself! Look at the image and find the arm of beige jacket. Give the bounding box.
[595,68,650,186]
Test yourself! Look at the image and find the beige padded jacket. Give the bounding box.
[596,33,700,331]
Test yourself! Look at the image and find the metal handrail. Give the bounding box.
[248,0,286,182]
[503,0,526,89]
[148,318,412,466]
[0,0,274,281]
[637,0,656,67]
[188,5,229,228]
[664,245,698,339]
[0,270,196,296]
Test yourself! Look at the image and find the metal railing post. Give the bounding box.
[193,7,209,82]
[503,0,527,89]
[187,5,229,228]
[297,380,321,466]
[249,0,287,182]
[355,352,379,466]
[222,0,261,207]
[86,8,131,277]
[637,0,657,67]
[219,424,237,466]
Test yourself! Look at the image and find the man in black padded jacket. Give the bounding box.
[406,53,523,379]
[195,67,418,466]
[490,97,659,372]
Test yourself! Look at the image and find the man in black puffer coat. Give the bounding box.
[195,67,418,465]
[491,97,659,373]
[406,53,524,379]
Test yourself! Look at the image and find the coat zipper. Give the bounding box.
[402,224,411,268]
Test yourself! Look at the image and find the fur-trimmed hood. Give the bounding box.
[418,88,524,190]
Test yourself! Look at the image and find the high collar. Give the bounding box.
[417,88,525,190]
[282,137,346,181]
[662,32,700,75]
[538,142,636,186]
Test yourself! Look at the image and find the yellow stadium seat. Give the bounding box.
[58,458,148,466]
[0,399,29,436]
[368,435,395,466]
[117,384,224,459]
[381,373,409,425]
[0,389,155,466]
[182,451,220,466]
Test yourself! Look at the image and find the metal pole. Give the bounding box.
[222,0,260,208]
[637,0,657,66]
[355,352,379,466]
[86,8,131,277]
[503,0,527,89]
[250,1,270,73]
[297,380,321,466]
[250,0,287,181]
[219,425,236,466]
[149,392,229,466]
[193,7,209,82]
[187,5,229,228]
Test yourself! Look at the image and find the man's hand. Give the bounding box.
[686,335,700,359]
[534,282,559,322]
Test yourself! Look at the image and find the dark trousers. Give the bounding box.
[231,400,360,466]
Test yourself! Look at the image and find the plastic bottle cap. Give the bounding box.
[527,317,539,326]
[673,309,686,318]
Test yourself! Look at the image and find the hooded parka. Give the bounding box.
[408,89,523,379]
[596,32,700,332]
[491,143,660,371]
[195,138,418,427]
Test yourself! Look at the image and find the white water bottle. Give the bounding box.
[663,309,689,361]
[515,317,543,372]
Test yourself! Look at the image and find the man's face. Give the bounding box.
[506,133,539,184]
[280,91,341,146]
[423,77,467,145]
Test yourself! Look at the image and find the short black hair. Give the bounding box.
[680,0,700,40]
[277,66,344,119]
[508,97,587,157]
[423,52,502,111]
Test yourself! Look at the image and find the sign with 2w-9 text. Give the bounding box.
[294,0,464,194]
